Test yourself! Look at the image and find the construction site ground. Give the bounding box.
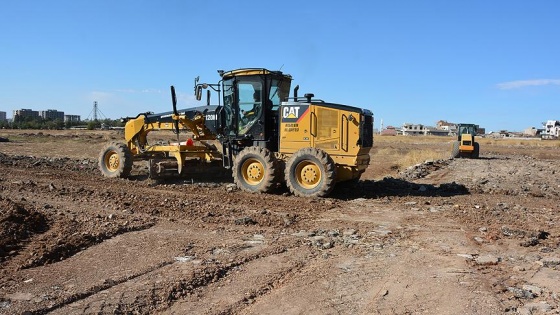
[1,130,559,315]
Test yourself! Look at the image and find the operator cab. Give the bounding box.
[457,123,478,139]
[219,69,292,151]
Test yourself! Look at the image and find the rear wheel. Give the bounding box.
[285,148,336,197]
[98,142,133,178]
[451,141,460,159]
[232,147,276,193]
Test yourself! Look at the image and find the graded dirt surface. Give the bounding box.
[1,130,559,314]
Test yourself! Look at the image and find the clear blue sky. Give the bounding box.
[1,0,559,132]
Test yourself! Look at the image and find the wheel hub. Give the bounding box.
[242,159,264,184]
[297,162,321,188]
[107,153,120,171]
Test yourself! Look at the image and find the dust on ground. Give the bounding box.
[0,130,559,314]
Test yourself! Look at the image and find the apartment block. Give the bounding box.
[13,109,39,119]
[39,109,65,120]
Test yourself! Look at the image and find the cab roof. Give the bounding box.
[220,68,292,80]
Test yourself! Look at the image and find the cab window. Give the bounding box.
[237,81,262,134]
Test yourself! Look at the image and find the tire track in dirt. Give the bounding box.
[141,247,311,314]
[34,260,174,315]
[47,229,310,314]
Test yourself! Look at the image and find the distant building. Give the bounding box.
[380,126,398,136]
[39,109,64,120]
[0,111,6,121]
[402,123,427,136]
[425,127,450,136]
[489,130,519,138]
[403,123,450,136]
[402,120,487,136]
[436,120,457,132]
[438,120,488,135]
[13,109,39,119]
[523,127,540,137]
[542,120,560,138]
[64,115,81,123]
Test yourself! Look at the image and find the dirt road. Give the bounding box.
[1,131,559,314]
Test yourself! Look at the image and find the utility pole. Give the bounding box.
[87,101,106,121]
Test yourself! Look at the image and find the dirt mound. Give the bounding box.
[398,159,449,180]
[16,132,108,140]
[0,191,156,272]
[2,209,156,271]
[0,154,98,173]
[0,197,47,261]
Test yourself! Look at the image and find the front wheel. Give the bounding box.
[472,142,480,159]
[451,141,460,159]
[285,148,336,198]
[232,147,277,193]
[98,142,133,178]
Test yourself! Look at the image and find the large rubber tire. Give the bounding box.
[285,148,336,198]
[472,142,480,159]
[232,147,276,193]
[451,141,460,159]
[98,142,133,178]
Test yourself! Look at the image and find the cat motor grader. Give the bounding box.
[98,68,373,197]
[451,123,480,158]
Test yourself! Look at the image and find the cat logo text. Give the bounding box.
[281,105,309,123]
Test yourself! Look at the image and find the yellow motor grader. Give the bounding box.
[98,68,373,197]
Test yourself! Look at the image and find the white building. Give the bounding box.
[64,115,81,123]
[543,120,560,138]
[402,123,427,136]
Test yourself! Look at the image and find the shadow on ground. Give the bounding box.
[330,177,470,200]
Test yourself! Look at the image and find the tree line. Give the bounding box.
[0,116,125,130]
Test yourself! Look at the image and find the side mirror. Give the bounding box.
[195,85,203,101]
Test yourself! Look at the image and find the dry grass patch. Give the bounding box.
[478,137,560,147]
[374,135,451,145]
[396,149,448,169]
[371,136,451,176]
